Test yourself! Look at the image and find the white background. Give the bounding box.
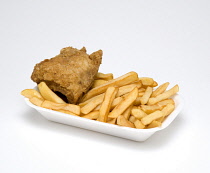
[1,0,210,172]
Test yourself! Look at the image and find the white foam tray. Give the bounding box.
[24,94,184,141]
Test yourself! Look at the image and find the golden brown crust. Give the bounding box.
[31,47,102,104]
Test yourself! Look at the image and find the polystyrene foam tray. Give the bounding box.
[24,94,184,141]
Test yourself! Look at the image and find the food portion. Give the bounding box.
[21,71,179,129]
[21,46,180,129]
[31,47,102,104]
[81,71,138,102]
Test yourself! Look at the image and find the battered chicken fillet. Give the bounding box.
[31,47,102,104]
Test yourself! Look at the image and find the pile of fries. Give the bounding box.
[21,71,179,129]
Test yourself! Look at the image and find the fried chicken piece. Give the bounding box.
[31,47,102,104]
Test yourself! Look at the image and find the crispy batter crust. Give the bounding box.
[31,47,102,104]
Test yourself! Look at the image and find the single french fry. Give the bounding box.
[121,92,129,98]
[82,111,100,120]
[134,119,145,129]
[58,110,79,116]
[141,110,163,125]
[156,116,165,123]
[29,97,44,106]
[21,89,44,100]
[147,121,162,128]
[116,82,142,97]
[151,82,169,97]
[95,72,114,80]
[98,87,118,122]
[147,85,179,105]
[156,102,175,123]
[140,87,153,105]
[161,103,175,117]
[94,97,123,110]
[122,105,133,120]
[117,115,135,128]
[131,107,147,120]
[91,80,108,88]
[81,71,138,102]
[139,88,146,92]
[110,97,123,110]
[138,92,145,97]
[129,115,136,123]
[139,77,154,86]
[38,82,66,104]
[152,81,158,87]
[78,93,104,107]
[157,99,175,107]
[41,100,80,115]
[81,94,104,114]
[108,87,138,119]
[107,118,116,124]
[141,104,162,114]
[134,97,141,106]
[93,104,101,111]
[95,96,123,111]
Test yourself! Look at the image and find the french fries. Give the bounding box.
[134,119,145,129]
[139,77,154,86]
[81,94,104,114]
[147,85,179,105]
[38,82,66,104]
[57,110,79,116]
[107,118,116,124]
[108,87,138,119]
[147,121,162,128]
[116,82,142,97]
[141,104,162,114]
[21,89,44,100]
[95,72,114,81]
[82,111,100,120]
[42,100,80,115]
[129,115,136,123]
[151,82,169,97]
[29,97,44,106]
[140,87,153,105]
[131,107,147,120]
[141,111,163,125]
[122,105,133,120]
[91,80,108,88]
[117,115,135,128]
[21,71,179,129]
[98,87,118,122]
[81,71,138,102]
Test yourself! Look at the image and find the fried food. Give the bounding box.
[95,72,113,81]
[147,85,179,105]
[117,115,135,128]
[97,87,118,122]
[31,47,102,104]
[140,86,153,105]
[134,119,145,129]
[38,82,66,103]
[21,89,44,100]
[131,107,147,120]
[80,94,104,114]
[29,97,44,107]
[82,111,100,120]
[151,82,169,97]
[108,87,138,119]
[141,110,164,125]
[81,71,138,102]
[41,100,80,115]
[91,80,108,88]
[22,69,179,129]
